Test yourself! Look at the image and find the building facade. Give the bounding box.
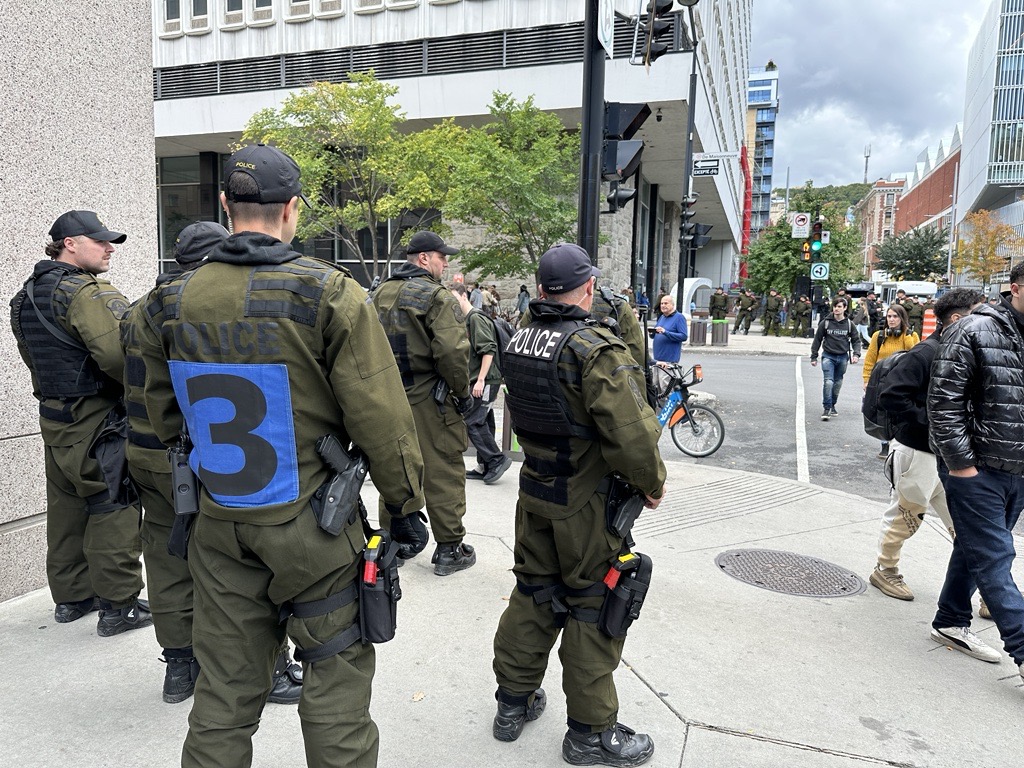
[152,0,752,293]
[852,179,904,279]
[1,5,157,601]
[745,62,779,239]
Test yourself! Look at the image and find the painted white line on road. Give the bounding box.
[795,356,810,483]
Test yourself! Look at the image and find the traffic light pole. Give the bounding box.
[675,7,699,313]
[578,0,605,263]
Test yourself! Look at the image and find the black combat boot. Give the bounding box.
[268,648,303,705]
[493,688,546,742]
[54,597,99,623]
[162,647,200,704]
[431,542,477,576]
[97,598,153,637]
[562,723,654,767]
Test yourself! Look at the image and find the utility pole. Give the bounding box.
[577,0,606,263]
[675,2,700,314]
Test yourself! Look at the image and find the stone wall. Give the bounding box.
[0,1,157,602]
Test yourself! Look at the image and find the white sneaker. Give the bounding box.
[931,626,1001,663]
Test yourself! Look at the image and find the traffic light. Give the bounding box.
[606,181,637,213]
[692,223,713,249]
[635,0,675,66]
[810,219,824,252]
[802,241,811,262]
[601,102,651,182]
[679,194,698,246]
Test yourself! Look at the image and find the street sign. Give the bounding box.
[598,0,615,57]
[693,158,719,177]
[693,152,739,161]
[822,230,831,245]
[791,212,810,239]
[810,263,830,281]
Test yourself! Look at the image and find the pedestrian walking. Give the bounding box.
[491,243,666,766]
[810,297,861,421]
[868,289,984,602]
[515,284,531,320]
[762,288,783,336]
[928,263,1024,679]
[862,304,919,458]
[709,287,728,321]
[651,295,688,364]
[789,294,811,337]
[733,289,757,335]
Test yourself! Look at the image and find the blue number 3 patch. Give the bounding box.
[169,361,299,508]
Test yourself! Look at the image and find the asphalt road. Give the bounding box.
[662,353,893,504]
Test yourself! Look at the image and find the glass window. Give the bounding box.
[748,79,771,87]
[748,89,771,102]
[255,0,272,7]
[192,0,207,15]
[885,192,895,205]
[755,108,776,122]
[159,156,200,184]
[226,0,243,10]
[166,0,181,20]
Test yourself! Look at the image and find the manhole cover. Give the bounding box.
[714,549,866,597]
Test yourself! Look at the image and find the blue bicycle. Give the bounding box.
[651,363,725,457]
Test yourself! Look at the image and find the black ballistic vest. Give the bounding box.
[12,264,114,400]
[502,317,597,441]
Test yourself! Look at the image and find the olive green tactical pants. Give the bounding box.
[44,443,142,607]
[380,397,467,544]
[182,507,376,768]
[493,495,627,731]
[133,466,194,650]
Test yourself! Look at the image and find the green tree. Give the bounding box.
[445,92,580,278]
[875,226,948,281]
[243,74,465,281]
[746,182,861,294]
[955,209,1023,286]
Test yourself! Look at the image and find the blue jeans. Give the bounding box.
[819,353,848,410]
[934,463,1024,664]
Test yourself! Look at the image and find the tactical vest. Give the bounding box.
[11,264,115,401]
[502,317,597,441]
[378,275,443,388]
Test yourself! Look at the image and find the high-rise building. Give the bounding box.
[745,61,779,241]
[152,0,752,292]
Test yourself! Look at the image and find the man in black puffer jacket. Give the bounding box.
[928,262,1024,683]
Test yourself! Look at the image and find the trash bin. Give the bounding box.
[689,316,708,346]
[711,319,729,346]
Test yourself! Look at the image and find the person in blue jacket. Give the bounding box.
[651,294,688,363]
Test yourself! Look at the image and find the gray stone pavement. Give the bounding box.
[2,457,1022,767]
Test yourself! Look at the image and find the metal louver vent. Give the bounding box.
[505,24,584,68]
[285,48,353,87]
[157,63,218,99]
[220,57,283,93]
[351,40,424,78]
[427,32,503,74]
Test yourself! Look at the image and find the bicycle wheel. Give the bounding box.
[670,403,725,457]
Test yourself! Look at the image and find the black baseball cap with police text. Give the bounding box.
[223,144,310,207]
[48,211,127,244]
[537,243,601,294]
[407,231,459,256]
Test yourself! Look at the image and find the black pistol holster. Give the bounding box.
[359,529,402,643]
[167,435,199,560]
[605,475,645,542]
[313,435,369,536]
[598,552,653,638]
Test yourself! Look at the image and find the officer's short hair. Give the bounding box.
[224,172,286,227]
[934,288,985,326]
[1011,261,1024,285]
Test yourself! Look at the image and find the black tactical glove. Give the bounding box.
[454,395,474,415]
[389,510,429,559]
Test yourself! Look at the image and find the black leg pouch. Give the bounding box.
[598,552,653,639]
[359,530,402,643]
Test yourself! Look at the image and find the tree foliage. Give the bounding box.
[445,92,580,278]
[774,182,870,211]
[875,226,948,281]
[745,182,862,295]
[955,209,1022,285]
[243,74,464,281]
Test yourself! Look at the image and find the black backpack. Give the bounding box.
[490,315,516,375]
[861,349,907,441]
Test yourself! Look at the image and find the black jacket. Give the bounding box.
[877,332,940,453]
[928,296,1024,474]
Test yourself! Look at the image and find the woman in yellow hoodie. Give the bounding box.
[863,303,919,459]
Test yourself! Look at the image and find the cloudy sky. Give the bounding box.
[750,0,995,188]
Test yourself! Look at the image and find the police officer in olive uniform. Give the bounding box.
[790,294,812,338]
[906,297,926,337]
[136,145,428,768]
[709,287,728,321]
[492,244,667,767]
[733,289,757,335]
[121,221,302,706]
[763,288,784,336]
[10,211,150,635]
[372,231,477,576]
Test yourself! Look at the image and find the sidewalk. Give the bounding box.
[680,317,814,358]
[2,460,1022,767]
